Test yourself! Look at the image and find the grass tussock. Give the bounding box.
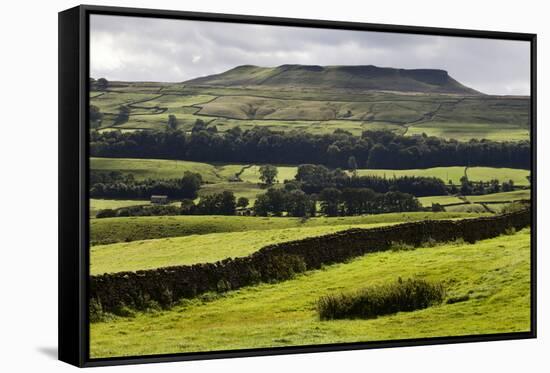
[318,278,445,320]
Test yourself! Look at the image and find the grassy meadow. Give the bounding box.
[90,211,483,245]
[91,222,393,275]
[90,199,148,217]
[90,228,531,357]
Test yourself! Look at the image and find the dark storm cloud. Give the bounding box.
[90,14,530,95]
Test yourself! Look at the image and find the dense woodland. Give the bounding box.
[90,125,531,170]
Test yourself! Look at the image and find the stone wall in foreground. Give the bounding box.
[90,210,530,313]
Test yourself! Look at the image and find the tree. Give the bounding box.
[253,194,271,216]
[237,197,249,209]
[115,105,130,125]
[327,144,341,167]
[347,155,358,174]
[180,171,202,198]
[502,179,514,192]
[431,203,445,212]
[259,165,278,185]
[89,105,103,128]
[218,191,237,215]
[196,191,236,215]
[96,77,108,90]
[285,190,314,217]
[459,176,472,195]
[168,115,178,130]
[265,188,285,216]
[90,105,102,121]
[319,188,342,216]
[366,144,389,169]
[192,119,207,133]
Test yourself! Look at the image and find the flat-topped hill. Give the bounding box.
[184,64,481,95]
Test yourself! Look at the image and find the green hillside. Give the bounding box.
[90,212,485,245]
[185,65,479,94]
[90,64,530,141]
[90,228,530,358]
[91,222,395,274]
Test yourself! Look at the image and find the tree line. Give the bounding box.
[90,170,202,200]
[294,164,447,196]
[90,124,531,170]
[96,185,421,219]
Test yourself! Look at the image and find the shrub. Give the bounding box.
[317,278,445,320]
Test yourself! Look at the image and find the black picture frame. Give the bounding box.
[59,4,537,367]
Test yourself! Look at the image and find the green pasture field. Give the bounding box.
[444,204,488,213]
[90,157,299,185]
[484,203,514,213]
[417,195,464,207]
[89,212,487,246]
[90,91,158,113]
[90,157,224,183]
[406,121,529,142]
[91,223,394,275]
[195,95,438,123]
[131,94,216,108]
[465,189,530,203]
[208,118,404,136]
[89,199,149,217]
[355,166,529,186]
[197,182,265,205]
[90,228,531,358]
[466,167,530,186]
[90,84,530,141]
[239,165,298,184]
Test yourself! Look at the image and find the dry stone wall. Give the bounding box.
[90,210,530,313]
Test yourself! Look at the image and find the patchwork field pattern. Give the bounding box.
[91,81,529,140]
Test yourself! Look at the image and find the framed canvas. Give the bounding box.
[58,4,537,367]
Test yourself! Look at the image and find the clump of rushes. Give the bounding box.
[318,278,445,320]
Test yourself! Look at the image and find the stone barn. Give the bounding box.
[150,195,168,205]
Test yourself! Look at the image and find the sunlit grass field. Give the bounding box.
[91,223,395,275]
[90,199,149,217]
[90,228,531,358]
[466,167,530,186]
[406,121,529,141]
[417,195,464,207]
[465,189,530,203]
[90,212,486,245]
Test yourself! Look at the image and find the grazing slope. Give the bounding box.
[185,65,480,95]
[90,212,486,245]
[90,229,530,357]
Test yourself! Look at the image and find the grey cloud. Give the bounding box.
[90,14,530,95]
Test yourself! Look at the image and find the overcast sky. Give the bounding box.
[90,14,530,95]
